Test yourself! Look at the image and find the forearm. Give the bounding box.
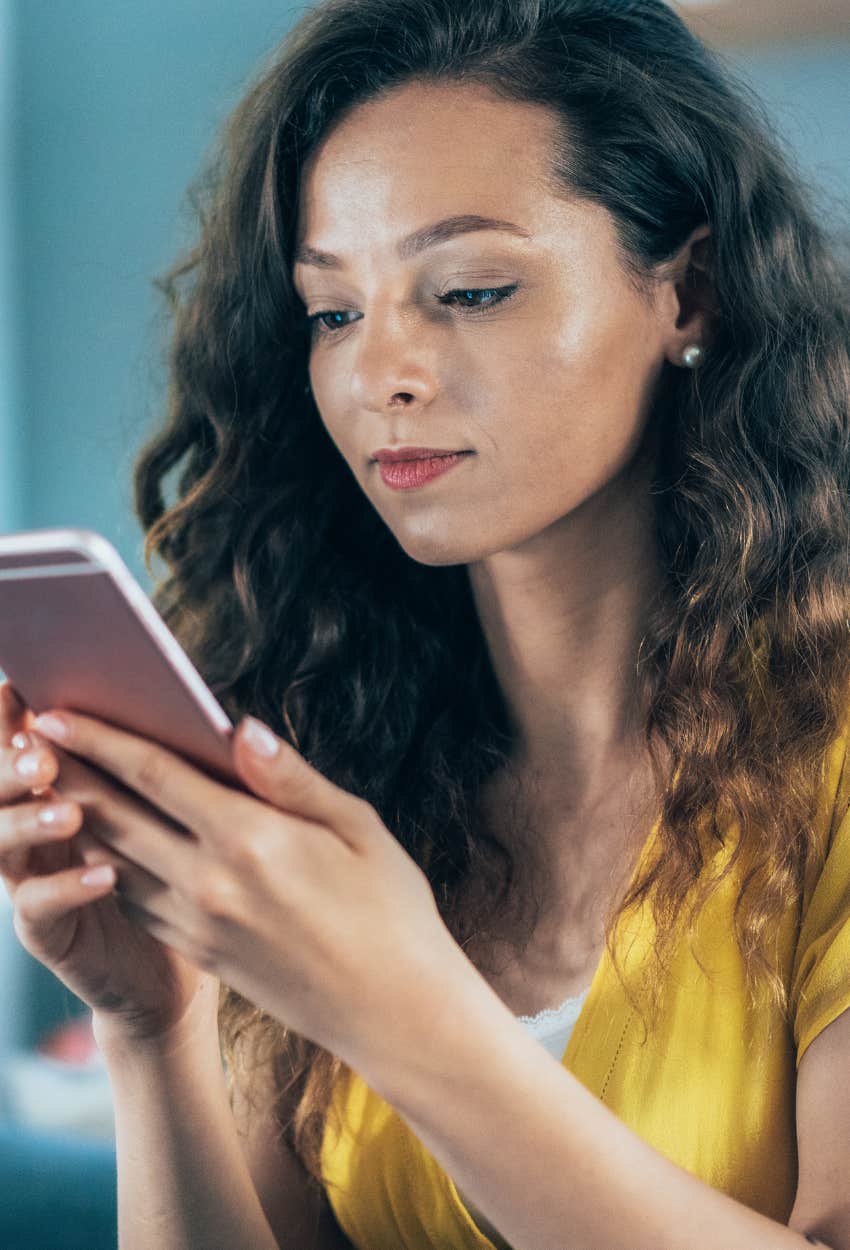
[96,1018,281,1250]
[380,956,827,1250]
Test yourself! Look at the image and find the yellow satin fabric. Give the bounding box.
[319,694,850,1250]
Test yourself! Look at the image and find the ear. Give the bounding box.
[659,223,718,369]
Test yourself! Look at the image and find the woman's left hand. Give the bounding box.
[30,709,459,1083]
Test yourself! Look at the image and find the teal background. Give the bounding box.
[0,1,848,1059]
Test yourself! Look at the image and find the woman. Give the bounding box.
[2,0,849,1247]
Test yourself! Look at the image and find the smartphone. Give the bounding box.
[0,527,249,793]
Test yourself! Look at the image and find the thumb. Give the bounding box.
[234,715,356,830]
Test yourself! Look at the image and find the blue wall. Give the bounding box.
[0,0,22,536]
[0,4,849,1056]
[8,1,301,587]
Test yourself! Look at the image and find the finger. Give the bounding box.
[16,724,205,887]
[72,781,198,887]
[69,817,195,947]
[87,833,195,957]
[113,893,190,956]
[0,795,82,856]
[0,745,120,885]
[0,680,60,803]
[0,679,64,786]
[31,709,244,846]
[0,757,72,884]
[232,716,370,848]
[13,861,117,956]
[70,827,185,942]
[74,825,163,888]
[0,735,61,804]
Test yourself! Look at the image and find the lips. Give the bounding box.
[372,447,469,463]
[376,452,472,491]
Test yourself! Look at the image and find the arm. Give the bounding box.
[97,1013,353,1250]
[378,953,840,1250]
[228,1035,357,1250]
[97,1013,283,1250]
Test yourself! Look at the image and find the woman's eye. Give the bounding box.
[305,308,356,336]
[304,284,518,338]
[439,285,518,310]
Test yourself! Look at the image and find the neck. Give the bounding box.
[467,472,665,806]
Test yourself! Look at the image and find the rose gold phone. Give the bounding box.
[0,527,248,793]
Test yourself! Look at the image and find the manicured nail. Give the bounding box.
[38,802,76,828]
[14,752,47,780]
[81,864,115,889]
[241,716,280,758]
[32,713,69,741]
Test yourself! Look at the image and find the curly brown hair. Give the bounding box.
[131,0,850,1197]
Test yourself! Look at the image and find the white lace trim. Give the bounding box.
[516,984,591,1026]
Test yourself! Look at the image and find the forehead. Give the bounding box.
[294,81,564,257]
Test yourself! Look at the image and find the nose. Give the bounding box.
[348,303,439,412]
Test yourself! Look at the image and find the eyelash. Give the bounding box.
[303,284,519,338]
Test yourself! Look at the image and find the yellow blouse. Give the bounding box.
[320,694,850,1250]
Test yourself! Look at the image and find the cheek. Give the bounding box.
[484,315,662,515]
[311,377,358,460]
[534,308,658,445]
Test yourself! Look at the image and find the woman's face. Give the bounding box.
[293,80,701,566]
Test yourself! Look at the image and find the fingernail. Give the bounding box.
[81,864,115,888]
[241,716,280,758]
[38,802,76,828]
[11,732,32,751]
[14,752,47,780]
[32,713,69,741]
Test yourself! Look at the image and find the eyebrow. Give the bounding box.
[292,214,532,269]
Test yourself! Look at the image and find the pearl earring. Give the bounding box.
[682,344,705,369]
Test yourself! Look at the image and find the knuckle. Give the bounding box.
[352,794,374,822]
[226,824,275,874]
[0,801,45,851]
[0,807,18,852]
[13,882,42,929]
[191,869,238,919]
[134,746,169,796]
[346,794,376,841]
[0,845,28,880]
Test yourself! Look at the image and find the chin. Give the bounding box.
[397,539,476,568]
[387,523,489,568]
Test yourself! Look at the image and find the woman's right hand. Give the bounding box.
[0,679,218,1047]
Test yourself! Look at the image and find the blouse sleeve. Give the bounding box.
[790,733,850,1070]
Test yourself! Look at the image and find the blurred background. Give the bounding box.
[0,1,848,1246]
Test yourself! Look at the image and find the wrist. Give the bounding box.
[355,930,496,1110]
[93,1000,220,1065]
